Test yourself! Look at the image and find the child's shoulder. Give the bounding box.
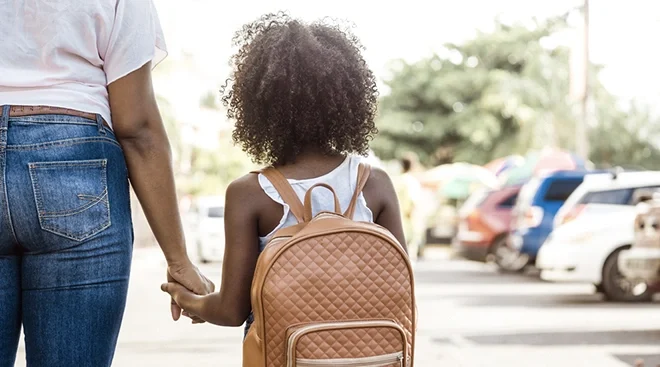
[226,171,264,200]
[364,165,393,188]
[362,164,397,204]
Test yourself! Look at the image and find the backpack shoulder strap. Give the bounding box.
[344,162,371,219]
[251,168,305,223]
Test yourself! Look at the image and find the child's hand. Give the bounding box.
[161,282,205,322]
[182,310,206,324]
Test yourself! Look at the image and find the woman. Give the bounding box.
[0,1,213,366]
[162,13,406,335]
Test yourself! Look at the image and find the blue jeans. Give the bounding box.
[0,106,133,367]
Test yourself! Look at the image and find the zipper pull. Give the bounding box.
[398,355,405,367]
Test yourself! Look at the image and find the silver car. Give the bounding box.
[190,197,226,264]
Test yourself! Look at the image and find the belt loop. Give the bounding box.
[96,114,106,135]
[1,105,10,130]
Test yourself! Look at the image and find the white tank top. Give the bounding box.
[257,155,374,250]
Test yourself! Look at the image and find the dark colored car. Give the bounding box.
[506,170,590,270]
[452,185,521,262]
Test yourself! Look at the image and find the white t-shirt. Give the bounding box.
[0,0,167,126]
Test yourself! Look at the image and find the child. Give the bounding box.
[161,12,406,333]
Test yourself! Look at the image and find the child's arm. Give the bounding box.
[160,283,236,325]
[162,174,262,326]
[364,167,408,252]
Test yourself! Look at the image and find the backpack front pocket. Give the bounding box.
[286,320,408,367]
[296,352,403,367]
[29,159,110,242]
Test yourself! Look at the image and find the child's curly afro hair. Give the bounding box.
[221,12,379,166]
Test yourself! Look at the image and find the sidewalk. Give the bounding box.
[14,246,650,367]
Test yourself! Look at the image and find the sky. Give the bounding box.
[151,0,660,135]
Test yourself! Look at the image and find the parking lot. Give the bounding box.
[13,246,658,367]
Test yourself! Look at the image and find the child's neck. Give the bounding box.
[275,152,347,180]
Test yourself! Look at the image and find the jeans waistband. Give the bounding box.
[0,105,110,130]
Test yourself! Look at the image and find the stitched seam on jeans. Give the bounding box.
[40,189,108,217]
[7,137,121,150]
[3,181,20,245]
[103,161,112,234]
[0,109,17,244]
[29,159,108,169]
[28,164,47,236]
[8,116,97,125]
[40,220,112,242]
[1,158,19,245]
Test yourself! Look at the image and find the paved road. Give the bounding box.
[14,247,660,366]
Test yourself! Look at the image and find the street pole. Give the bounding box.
[576,0,590,161]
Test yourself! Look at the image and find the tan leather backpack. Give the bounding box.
[243,163,416,367]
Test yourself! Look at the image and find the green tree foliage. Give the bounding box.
[200,90,220,110]
[374,16,660,169]
[590,101,660,170]
[177,132,257,197]
[156,91,256,198]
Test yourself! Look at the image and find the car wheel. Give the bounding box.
[601,248,653,302]
[491,236,529,273]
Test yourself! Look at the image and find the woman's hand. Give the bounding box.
[166,259,215,321]
[161,281,206,321]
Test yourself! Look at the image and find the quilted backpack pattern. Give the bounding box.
[244,164,417,367]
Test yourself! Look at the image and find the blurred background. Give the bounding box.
[22,1,660,366]
[147,0,660,204]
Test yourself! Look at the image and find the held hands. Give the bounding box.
[163,258,214,323]
[161,281,206,323]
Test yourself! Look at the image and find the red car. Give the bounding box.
[452,185,522,262]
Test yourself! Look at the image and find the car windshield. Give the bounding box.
[578,189,633,206]
[543,179,583,202]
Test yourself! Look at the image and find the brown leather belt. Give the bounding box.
[0,105,110,128]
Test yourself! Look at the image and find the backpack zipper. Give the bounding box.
[296,352,404,367]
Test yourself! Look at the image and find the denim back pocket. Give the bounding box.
[28,159,111,242]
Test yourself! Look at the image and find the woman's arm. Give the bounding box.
[162,174,262,326]
[108,62,214,320]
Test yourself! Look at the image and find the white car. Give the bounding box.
[190,197,226,264]
[537,171,660,302]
